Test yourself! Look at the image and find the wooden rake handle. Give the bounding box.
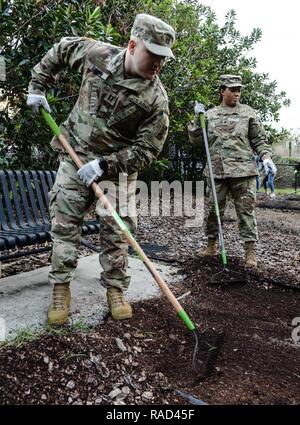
[40,108,195,332]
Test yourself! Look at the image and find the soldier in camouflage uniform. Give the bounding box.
[27,14,175,325]
[188,75,276,267]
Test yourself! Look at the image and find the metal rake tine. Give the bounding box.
[192,329,225,381]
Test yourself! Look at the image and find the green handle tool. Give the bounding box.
[196,102,227,267]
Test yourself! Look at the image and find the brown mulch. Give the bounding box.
[0,255,299,405]
[0,197,299,405]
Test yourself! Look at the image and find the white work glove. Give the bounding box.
[194,101,206,115]
[263,158,277,175]
[77,159,104,187]
[27,93,51,113]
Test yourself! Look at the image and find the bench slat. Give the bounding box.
[23,171,42,225]
[7,170,25,228]
[15,170,36,226]
[0,171,19,230]
[31,171,48,224]
[0,171,10,231]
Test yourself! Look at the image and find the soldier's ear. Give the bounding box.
[128,39,137,55]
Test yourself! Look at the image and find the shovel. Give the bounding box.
[40,107,223,378]
[195,101,247,285]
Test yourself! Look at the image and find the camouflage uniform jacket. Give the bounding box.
[188,102,273,179]
[28,37,170,177]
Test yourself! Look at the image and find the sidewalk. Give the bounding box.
[0,254,178,339]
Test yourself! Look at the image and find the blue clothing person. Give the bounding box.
[263,163,277,197]
[254,154,264,192]
[263,171,275,194]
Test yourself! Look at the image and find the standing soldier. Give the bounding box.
[188,75,276,267]
[27,14,175,325]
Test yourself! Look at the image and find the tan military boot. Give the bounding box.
[107,287,132,320]
[245,241,257,267]
[48,283,71,326]
[199,238,218,256]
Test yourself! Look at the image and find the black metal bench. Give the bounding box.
[0,170,100,261]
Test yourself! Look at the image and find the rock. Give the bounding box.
[115,338,127,352]
[155,372,170,390]
[133,346,142,353]
[41,394,47,400]
[156,372,165,380]
[90,354,102,364]
[124,375,133,386]
[94,398,102,405]
[87,376,98,386]
[65,367,73,375]
[82,359,93,369]
[72,391,80,399]
[133,331,146,338]
[68,397,73,403]
[108,388,122,399]
[124,333,131,340]
[122,386,131,395]
[142,391,153,400]
[100,362,110,378]
[66,380,75,390]
[116,392,127,401]
[43,356,49,364]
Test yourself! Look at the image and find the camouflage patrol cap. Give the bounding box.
[131,14,175,59]
[220,74,244,88]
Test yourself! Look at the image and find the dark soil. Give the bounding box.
[0,196,299,405]
[0,255,299,405]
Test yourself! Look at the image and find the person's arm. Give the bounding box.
[249,115,277,174]
[100,103,170,177]
[248,115,272,160]
[28,36,97,95]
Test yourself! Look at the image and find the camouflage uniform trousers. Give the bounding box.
[206,176,258,242]
[48,157,137,290]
